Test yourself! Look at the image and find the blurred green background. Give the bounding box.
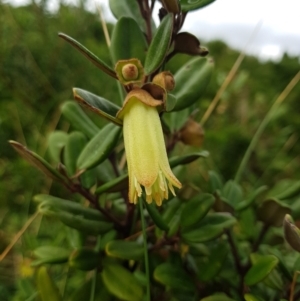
[0,1,299,299]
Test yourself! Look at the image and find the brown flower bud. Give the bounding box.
[152,71,175,92]
[179,119,204,147]
[122,63,139,81]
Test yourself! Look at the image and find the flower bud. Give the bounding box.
[153,71,175,92]
[179,119,204,147]
[122,63,139,81]
[115,58,144,86]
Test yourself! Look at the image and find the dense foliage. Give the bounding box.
[1,1,300,301]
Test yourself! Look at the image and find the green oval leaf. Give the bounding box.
[69,248,100,271]
[95,174,128,195]
[181,193,215,229]
[61,101,99,139]
[173,57,214,111]
[102,262,143,301]
[9,141,66,182]
[77,123,121,170]
[180,0,216,12]
[58,33,117,79]
[169,151,209,167]
[63,132,87,176]
[181,213,237,243]
[37,267,62,301]
[34,194,106,221]
[32,246,70,266]
[153,262,195,291]
[47,131,68,163]
[162,199,183,237]
[41,209,113,235]
[109,0,155,34]
[144,201,169,231]
[144,13,173,75]
[244,254,279,286]
[221,180,243,209]
[73,88,122,126]
[111,17,147,64]
[106,240,143,260]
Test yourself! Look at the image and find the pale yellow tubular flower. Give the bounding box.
[117,93,181,206]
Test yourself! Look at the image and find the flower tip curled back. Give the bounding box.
[117,91,181,206]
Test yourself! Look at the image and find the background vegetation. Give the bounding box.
[1,1,300,300]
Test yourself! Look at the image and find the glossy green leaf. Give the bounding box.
[77,123,121,170]
[102,262,143,301]
[73,88,122,126]
[181,193,215,229]
[32,246,70,266]
[180,0,216,12]
[95,174,128,194]
[106,240,143,260]
[145,201,169,231]
[154,262,195,291]
[111,17,147,64]
[169,150,209,167]
[181,213,237,243]
[197,243,228,282]
[47,131,68,163]
[9,141,66,182]
[221,180,243,209]
[173,57,214,111]
[61,101,99,139]
[34,194,106,221]
[63,131,87,176]
[244,254,279,286]
[37,267,62,301]
[257,198,291,226]
[109,0,155,34]
[58,33,116,78]
[69,248,100,271]
[144,13,173,74]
